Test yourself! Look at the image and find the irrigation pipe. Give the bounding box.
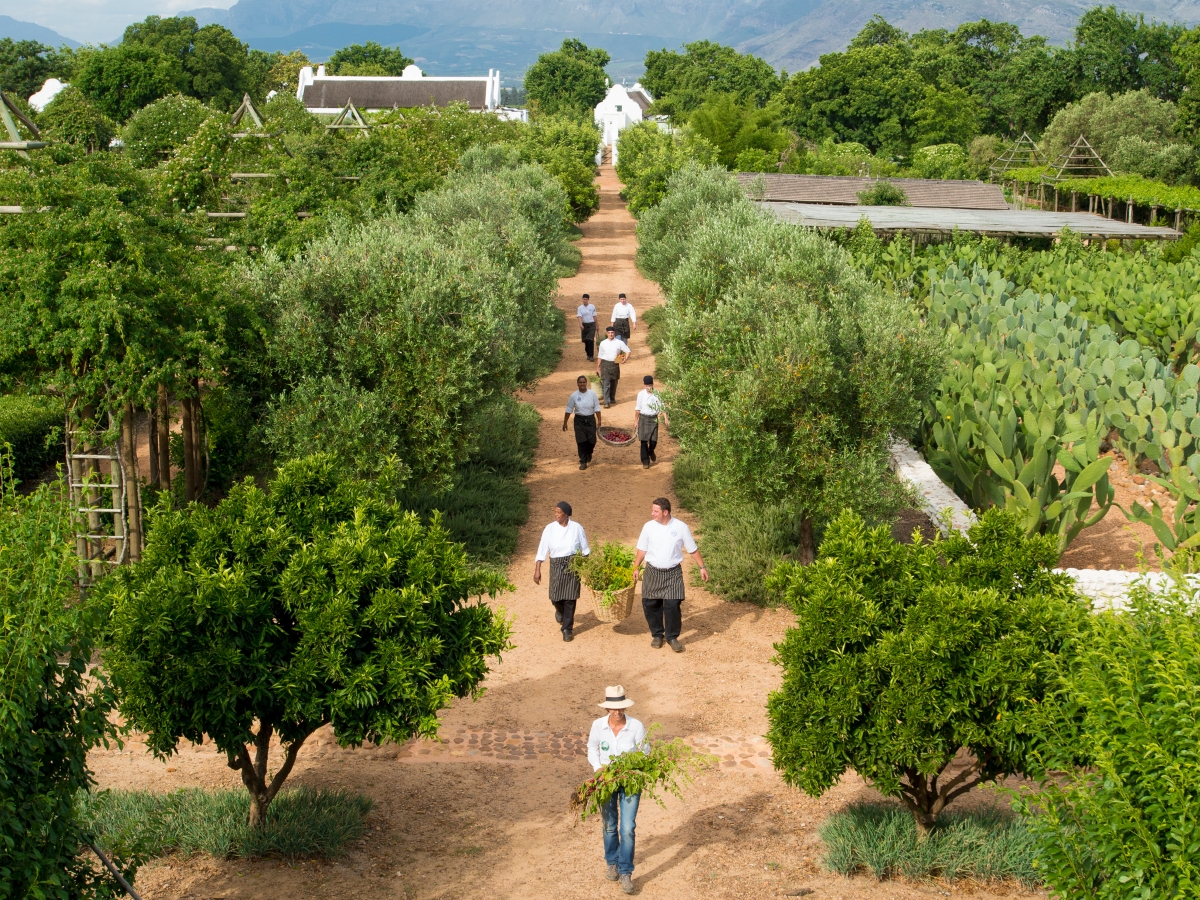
[89,843,144,900]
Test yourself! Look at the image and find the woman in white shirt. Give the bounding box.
[533,501,590,641]
[577,293,597,361]
[611,293,636,343]
[587,685,648,893]
[634,375,669,469]
[633,497,707,652]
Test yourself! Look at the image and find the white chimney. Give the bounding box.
[317,64,326,77]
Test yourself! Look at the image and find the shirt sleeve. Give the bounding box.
[577,523,591,556]
[681,521,698,554]
[636,523,651,552]
[587,721,602,770]
[634,720,649,753]
[629,306,637,323]
[565,393,577,414]
[619,340,631,354]
[535,525,551,562]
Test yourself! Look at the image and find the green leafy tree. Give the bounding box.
[613,120,716,214]
[641,40,780,117]
[103,453,513,826]
[910,83,981,148]
[767,509,1088,832]
[1041,88,1178,164]
[74,42,184,122]
[848,15,908,49]
[1023,579,1200,896]
[1,452,123,898]
[0,38,74,98]
[260,49,311,95]
[687,93,791,169]
[1073,5,1185,101]
[121,93,210,168]
[525,38,610,118]
[115,16,255,109]
[327,41,413,76]
[38,85,116,152]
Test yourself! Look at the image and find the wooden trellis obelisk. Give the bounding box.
[989,132,1042,181]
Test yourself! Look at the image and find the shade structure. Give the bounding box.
[758,202,1180,240]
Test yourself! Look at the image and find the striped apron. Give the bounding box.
[637,413,659,443]
[641,563,685,600]
[549,555,581,602]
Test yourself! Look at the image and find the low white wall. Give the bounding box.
[887,438,1191,608]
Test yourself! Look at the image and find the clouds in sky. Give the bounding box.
[3,0,237,44]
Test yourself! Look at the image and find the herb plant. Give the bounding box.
[570,542,635,607]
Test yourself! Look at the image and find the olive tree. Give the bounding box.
[766,509,1087,832]
[103,454,512,826]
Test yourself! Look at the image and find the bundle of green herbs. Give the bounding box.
[569,726,717,820]
[570,542,635,607]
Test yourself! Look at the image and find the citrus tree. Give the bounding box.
[102,454,513,826]
[767,509,1088,832]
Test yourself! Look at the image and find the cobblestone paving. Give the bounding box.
[394,730,776,771]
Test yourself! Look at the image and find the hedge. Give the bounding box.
[0,394,64,482]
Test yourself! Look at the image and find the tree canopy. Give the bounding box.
[327,42,414,76]
[524,38,610,118]
[642,41,781,117]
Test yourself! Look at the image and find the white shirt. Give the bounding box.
[636,517,697,569]
[611,301,637,323]
[596,337,631,362]
[577,303,596,324]
[635,389,662,416]
[535,519,590,561]
[588,715,648,770]
[566,389,601,416]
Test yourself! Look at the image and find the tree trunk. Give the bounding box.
[798,514,815,565]
[148,406,158,492]
[156,384,171,491]
[181,396,197,502]
[227,722,312,829]
[120,404,143,561]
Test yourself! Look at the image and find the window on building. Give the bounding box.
[616,105,622,112]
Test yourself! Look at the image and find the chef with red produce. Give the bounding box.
[564,374,602,470]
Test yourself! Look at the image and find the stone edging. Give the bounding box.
[887,438,1196,608]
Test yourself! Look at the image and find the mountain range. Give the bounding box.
[0,14,80,48]
[5,1,1200,81]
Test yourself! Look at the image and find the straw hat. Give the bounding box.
[598,685,635,709]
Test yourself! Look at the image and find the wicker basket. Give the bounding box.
[598,427,636,448]
[588,583,636,624]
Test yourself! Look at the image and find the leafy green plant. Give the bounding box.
[0,393,64,482]
[767,508,1088,833]
[102,453,513,827]
[614,121,717,215]
[81,786,371,861]
[569,726,716,820]
[1020,579,1200,897]
[0,449,123,899]
[571,541,635,606]
[820,803,1038,884]
[857,180,910,205]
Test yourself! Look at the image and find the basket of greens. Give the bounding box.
[570,542,636,623]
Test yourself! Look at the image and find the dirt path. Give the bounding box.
[91,167,1042,900]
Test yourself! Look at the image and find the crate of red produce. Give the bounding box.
[598,427,635,447]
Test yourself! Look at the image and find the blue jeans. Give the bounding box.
[600,788,640,875]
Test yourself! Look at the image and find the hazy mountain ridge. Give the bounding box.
[0,15,81,48]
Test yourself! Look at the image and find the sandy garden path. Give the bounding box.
[90,167,1042,900]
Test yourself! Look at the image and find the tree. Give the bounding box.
[641,40,781,117]
[686,93,791,169]
[38,85,116,152]
[0,38,74,99]
[103,454,512,826]
[848,15,908,50]
[1,452,123,898]
[120,93,210,168]
[74,42,184,122]
[651,169,943,559]
[260,49,311,96]
[524,38,610,118]
[909,83,981,148]
[327,41,413,76]
[1041,88,1178,164]
[767,509,1088,832]
[613,121,717,214]
[1073,5,1185,102]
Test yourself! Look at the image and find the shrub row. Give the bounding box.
[253,149,567,490]
[0,393,64,482]
[636,164,941,595]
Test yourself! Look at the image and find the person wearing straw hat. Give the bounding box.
[588,685,649,894]
[634,375,668,469]
[533,501,590,641]
[633,497,707,652]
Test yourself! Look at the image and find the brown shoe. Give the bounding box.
[620,873,634,894]
[606,864,618,882]
[668,639,684,653]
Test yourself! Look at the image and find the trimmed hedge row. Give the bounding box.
[0,394,64,481]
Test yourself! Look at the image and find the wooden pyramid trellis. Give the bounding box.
[230,92,265,131]
[327,99,371,133]
[989,132,1041,181]
[1041,135,1112,184]
[0,90,47,157]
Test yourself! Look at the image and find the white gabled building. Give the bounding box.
[296,64,527,121]
[594,82,653,149]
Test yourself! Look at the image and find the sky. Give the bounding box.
[0,0,234,44]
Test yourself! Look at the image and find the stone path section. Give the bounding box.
[392,730,776,771]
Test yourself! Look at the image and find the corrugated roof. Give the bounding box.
[737,173,1009,210]
[758,202,1179,240]
[302,78,488,111]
